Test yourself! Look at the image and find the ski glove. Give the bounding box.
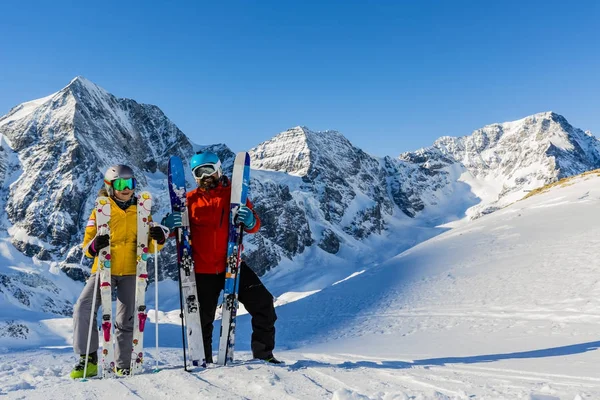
[89,234,109,257]
[236,205,256,229]
[149,226,167,244]
[161,212,182,232]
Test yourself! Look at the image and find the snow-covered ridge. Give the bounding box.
[401,111,600,218]
[0,93,57,129]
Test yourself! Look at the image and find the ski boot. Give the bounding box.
[70,352,98,379]
[115,367,131,376]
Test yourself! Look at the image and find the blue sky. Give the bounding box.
[1,1,598,157]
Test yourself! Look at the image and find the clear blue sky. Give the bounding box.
[1,1,598,157]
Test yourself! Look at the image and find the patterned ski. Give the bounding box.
[217,151,251,366]
[168,156,206,369]
[95,197,116,379]
[130,191,152,375]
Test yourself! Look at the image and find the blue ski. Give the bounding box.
[167,155,206,370]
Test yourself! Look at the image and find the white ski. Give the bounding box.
[95,196,116,379]
[130,192,152,375]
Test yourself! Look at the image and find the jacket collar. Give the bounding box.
[109,195,137,211]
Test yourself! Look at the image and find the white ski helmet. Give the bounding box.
[103,164,135,195]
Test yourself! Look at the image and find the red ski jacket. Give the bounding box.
[187,180,260,274]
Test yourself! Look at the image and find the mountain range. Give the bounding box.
[1,76,599,316]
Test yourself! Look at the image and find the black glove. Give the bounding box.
[149,226,166,244]
[89,234,109,257]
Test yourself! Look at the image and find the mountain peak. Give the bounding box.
[290,125,346,141]
[61,75,110,100]
[68,75,91,86]
[486,111,569,131]
[532,110,556,118]
[0,76,193,262]
[403,111,600,219]
[250,126,355,176]
[250,127,313,176]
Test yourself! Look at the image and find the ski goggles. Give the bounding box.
[112,177,136,191]
[193,164,218,180]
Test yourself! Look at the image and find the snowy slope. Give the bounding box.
[2,77,600,398]
[2,171,600,399]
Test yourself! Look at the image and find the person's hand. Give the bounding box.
[149,226,167,244]
[236,206,256,229]
[89,234,109,256]
[162,212,182,231]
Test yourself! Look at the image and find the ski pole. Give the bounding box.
[148,223,170,373]
[177,263,188,371]
[154,240,159,373]
[173,224,189,371]
[81,234,100,381]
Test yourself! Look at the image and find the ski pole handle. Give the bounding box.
[150,222,171,237]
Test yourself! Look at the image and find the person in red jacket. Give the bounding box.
[164,151,280,364]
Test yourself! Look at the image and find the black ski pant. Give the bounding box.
[195,262,277,362]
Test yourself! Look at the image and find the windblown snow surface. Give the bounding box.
[2,172,600,399]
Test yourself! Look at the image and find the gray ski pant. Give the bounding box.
[72,274,136,369]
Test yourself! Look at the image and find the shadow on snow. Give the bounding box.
[287,340,600,371]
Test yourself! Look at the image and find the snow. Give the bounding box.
[7,226,53,250]
[2,170,600,398]
[0,93,56,128]
[2,78,600,397]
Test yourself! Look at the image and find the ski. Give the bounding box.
[167,155,206,370]
[130,191,152,375]
[217,151,251,366]
[95,196,116,379]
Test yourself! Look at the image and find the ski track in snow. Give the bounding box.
[1,345,597,399]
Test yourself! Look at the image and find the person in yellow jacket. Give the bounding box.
[70,165,166,379]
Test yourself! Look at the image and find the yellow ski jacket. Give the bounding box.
[82,196,163,276]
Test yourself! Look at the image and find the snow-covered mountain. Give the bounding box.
[0,77,193,263]
[2,76,600,339]
[401,112,600,217]
[3,164,600,399]
[245,114,600,276]
[247,127,396,276]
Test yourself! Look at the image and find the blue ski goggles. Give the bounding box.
[112,177,136,191]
